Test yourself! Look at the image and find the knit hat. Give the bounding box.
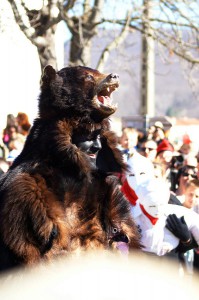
[157,139,174,155]
[182,133,192,145]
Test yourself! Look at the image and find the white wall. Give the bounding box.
[0,0,65,130]
[0,0,41,129]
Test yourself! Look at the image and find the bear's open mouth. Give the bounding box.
[96,83,119,110]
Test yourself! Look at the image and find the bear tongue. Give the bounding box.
[98,95,111,105]
[116,242,129,256]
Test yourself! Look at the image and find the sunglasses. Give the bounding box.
[182,172,197,179]
[140,147,156,152]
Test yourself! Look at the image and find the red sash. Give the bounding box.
[140,203,158,225]
[121,179,138,206]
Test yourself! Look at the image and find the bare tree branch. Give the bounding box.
[6,0,199,69]
[97,10,132,72]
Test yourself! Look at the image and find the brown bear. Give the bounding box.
[0,65,140,271]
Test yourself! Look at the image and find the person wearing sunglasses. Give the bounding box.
[174,165,198,203]
[138,139,157,162]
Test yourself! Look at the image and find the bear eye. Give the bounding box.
[112,227,118,234]
[85,74,94,81]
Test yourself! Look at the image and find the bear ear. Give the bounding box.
[42,65,56,83]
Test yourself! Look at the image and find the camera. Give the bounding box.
[170,155,184,169]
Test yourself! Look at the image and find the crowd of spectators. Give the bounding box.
[0,112,31,174]
[119,121,199,194]
[1,115,199,277]
[118,121,199,276]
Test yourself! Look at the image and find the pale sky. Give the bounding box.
[0,0,65,129]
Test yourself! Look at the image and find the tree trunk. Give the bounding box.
[69,19,92,66]
[36,27,58,71]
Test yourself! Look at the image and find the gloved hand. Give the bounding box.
[166,214,191,243]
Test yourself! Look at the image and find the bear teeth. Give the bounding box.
[96,83,119,109]
[98,95,111,105]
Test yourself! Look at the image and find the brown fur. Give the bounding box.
[0,66,140,271]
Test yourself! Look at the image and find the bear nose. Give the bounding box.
[109,73,119,79]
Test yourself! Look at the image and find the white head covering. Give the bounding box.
[126,152,154,192]
[136,178,170,218]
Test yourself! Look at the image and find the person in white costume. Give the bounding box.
[125,152,154,188]
[121,152,155,206]
[121,152,199,256]
[134,179,199,256]
[121,152,181,207]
